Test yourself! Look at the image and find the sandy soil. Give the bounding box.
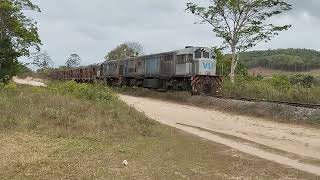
[12,76,47,87]
[120,95,320,176]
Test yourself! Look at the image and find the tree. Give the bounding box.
[215,48,248,77]
[186,0,292,82]
[0,0,41,78]
[126,41,143,56]
[31,50,53,71]
[105,41,143,60]
[66,54,81,68]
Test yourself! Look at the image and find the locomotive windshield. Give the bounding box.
[195,50,201,58]
[203,52,210,58]
[195,49,211,59]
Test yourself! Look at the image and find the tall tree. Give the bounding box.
[66,54,81,68]
[186,0,292,82]
[31,50,53,71]
[0,0,41,78]
[105,41,143,60]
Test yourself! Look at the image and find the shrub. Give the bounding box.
[271,74,291,90]
[49,81,117,103]
[0,75,11,86]
[221,74,320,104]
[289,74,317,88]
[3,83,17,92]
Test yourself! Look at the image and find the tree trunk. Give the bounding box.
[230,46,238,83]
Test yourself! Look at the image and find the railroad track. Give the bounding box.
[156,88,320,109]
[213,95,320,109]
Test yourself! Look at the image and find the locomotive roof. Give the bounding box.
[104,47,212,63]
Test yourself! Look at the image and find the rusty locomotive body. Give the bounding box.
[49,47,223,95]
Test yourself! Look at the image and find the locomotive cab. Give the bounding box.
[176,47,216,76]
[193,48,216,76]
[176,47,221,95]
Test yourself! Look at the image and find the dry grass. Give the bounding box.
[0,83,318,179]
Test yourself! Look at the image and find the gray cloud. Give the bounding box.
[24,0,320,67]
[290,0,320,18]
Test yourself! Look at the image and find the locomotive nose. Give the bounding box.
[197,59,216,76]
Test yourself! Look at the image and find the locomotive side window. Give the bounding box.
[203,52,210,58]
[164,55,173,61]
[177,55,186,64]
[187,54,193,63]
[195,50,201,58]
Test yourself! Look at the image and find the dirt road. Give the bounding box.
[12,76,47,87]
[120,95,320,176]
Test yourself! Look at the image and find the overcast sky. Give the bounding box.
[26,0,320,67]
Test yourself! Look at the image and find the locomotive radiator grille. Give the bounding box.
[191,75,223,96]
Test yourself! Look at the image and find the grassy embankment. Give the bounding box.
[0,81,317,179]
[222,75,320,104]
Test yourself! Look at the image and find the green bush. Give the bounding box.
[0,75,11,85]
[3,83,17,92]
[289,74,318,88]
[49,81,117,103]
[271,74,291,90]
[221,74,320,104]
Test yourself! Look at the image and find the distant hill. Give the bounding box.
[248,67,320,77]
[240,49,320,72]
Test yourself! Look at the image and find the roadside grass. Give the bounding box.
[0,82,318,179]
[0,82,154,139]
[222,79,320,104]
[0,82,4,89]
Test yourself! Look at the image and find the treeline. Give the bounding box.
[0,0,41,79]
[240,49,320,72]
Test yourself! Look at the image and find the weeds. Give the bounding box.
[49,81,117,104]
[0,82,155,138]
[3,82,17,92]
[0,117,17,129]
[222,75,320,104]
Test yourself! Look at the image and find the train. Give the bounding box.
[49,46,223,95]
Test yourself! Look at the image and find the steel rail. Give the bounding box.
[212,95,320,109]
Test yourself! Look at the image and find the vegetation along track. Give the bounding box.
[154,88,320,109]
[213,95,320,109]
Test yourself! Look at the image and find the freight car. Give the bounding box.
[49,46,223,95]
[50,64,98,83]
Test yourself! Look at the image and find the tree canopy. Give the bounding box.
[66,54,81,68]
[186,0,292,82]
[105,42,143,61]
[0,0,41,78]
[31,50,53,72]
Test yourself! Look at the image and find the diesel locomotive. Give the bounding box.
[49,46,223,95]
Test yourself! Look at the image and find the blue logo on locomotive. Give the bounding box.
[203,62,214,70]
